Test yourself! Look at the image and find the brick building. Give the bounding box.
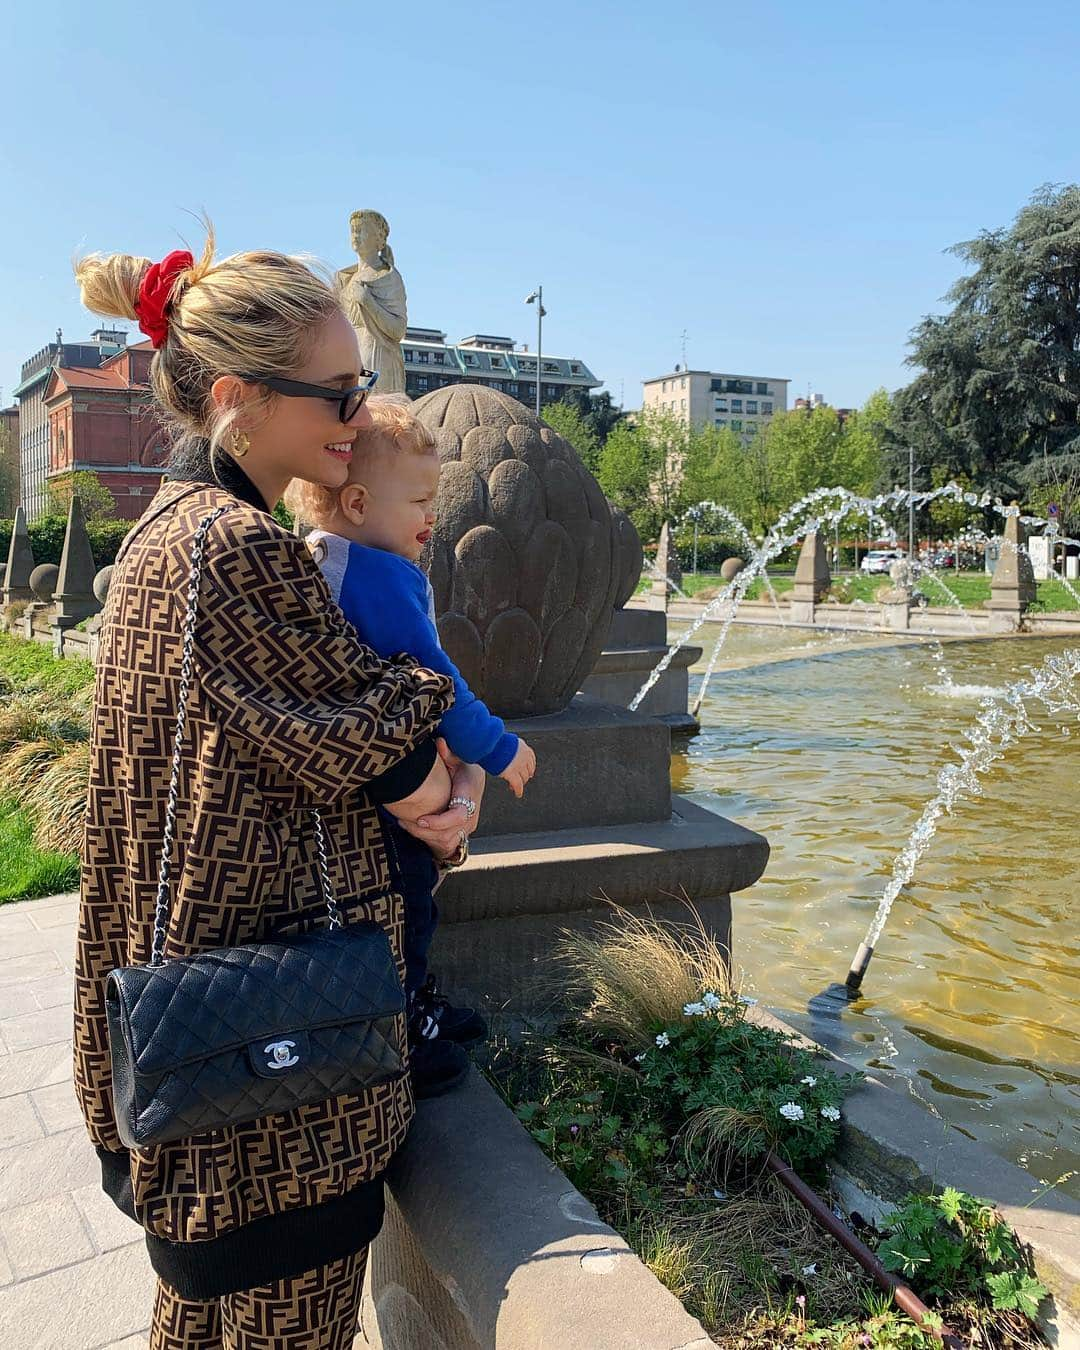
[42,342,168,520]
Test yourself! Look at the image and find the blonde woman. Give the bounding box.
[72,232,483,1349]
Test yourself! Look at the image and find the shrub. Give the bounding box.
[0,515,135,569]
[673,529,742,572]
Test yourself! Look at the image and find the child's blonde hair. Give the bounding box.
[284,395,437,526]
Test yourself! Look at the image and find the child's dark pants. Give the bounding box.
[381,810,440,998]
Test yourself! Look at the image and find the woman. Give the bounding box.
[334,209,408,394]
[72,231,484,1349]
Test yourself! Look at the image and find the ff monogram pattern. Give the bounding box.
[149,1249,369,1349]
[74,480,454,1243]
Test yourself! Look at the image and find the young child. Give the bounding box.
[285,398,536,1097]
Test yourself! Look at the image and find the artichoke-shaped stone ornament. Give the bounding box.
[412,386,623,717]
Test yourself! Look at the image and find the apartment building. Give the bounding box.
[642,366,789,438]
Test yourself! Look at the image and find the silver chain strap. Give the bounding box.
[150,506,342,966]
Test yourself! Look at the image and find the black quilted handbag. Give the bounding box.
[105,506,407,1149]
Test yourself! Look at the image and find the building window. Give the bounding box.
[463,353,477,366]
[756,382,769,395]
[403,350,414,362]
[715,418,727,427]
[681,377,686,389]
[490,356,503,368]
[432,351,445,364]
[570,363,581,374]
[508,382,519,395]
[747,400,758,414]
[731,419,742,430]
[714,397,728,411]
[731,399,743,412]
[520,359,536,372]
[416,376,430,391]
[543,361,559,373]
[762,402,773,414]
[681,398,686,411]
[417,350,429,364]
[662,380,668,393]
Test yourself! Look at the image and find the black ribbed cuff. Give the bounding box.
[364,736,437,804]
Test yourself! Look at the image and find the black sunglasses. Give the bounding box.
[238,370,379,424]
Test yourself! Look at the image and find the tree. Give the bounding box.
[47,470,116,522]
[552,388,624,445]
[598,409,687,539]
[0,418,17,518]
[890,183,1080,498]
[541,400,601,473]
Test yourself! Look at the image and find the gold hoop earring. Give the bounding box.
[230,428,250,458]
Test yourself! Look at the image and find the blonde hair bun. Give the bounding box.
[74,252,152,322]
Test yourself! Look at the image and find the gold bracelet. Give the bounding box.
[437,829,470,870]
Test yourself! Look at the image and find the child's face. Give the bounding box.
[355,451,440,562]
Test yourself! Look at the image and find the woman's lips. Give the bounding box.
[324,442,353,462]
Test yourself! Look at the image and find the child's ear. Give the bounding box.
[340,483,369,527]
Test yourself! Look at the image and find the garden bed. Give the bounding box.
[482,911,1057,1349]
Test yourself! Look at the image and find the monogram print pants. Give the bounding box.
[148,1248,368,1350]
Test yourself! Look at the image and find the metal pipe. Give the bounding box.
[845,941,874,993]
[764,1152,964,1348]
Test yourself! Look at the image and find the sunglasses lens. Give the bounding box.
[342,390,365,423]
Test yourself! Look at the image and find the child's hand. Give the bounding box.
[499,739,536,799]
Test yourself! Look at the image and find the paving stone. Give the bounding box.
[0,951,63,989]
[0,984,40,1019]
[0,1093,45,1149]
[0,1042,71,1097]
[0,928,64,961]
[31,1081,81,1135]
[1,1194,95,1278]
[29,973,74,1010]
[0,910,36,936]
[1,1003,72,1053]
[19,891,79,912]
[0,1237,12,1286]
[0,1242,156,1349]
[0,1126,97,1211]
[71,1182,142,1254]
[27,903,78,931]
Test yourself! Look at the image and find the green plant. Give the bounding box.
[876,1188,1048,1318]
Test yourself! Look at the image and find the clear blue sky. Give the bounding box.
[2,0,1078,412]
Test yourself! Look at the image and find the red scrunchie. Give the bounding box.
[135,250,194,348]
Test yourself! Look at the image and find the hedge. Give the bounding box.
[0,516,135,571]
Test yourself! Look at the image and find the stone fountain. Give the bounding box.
[413,385,768,1016]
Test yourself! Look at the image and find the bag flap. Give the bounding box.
[107,924,404,1078]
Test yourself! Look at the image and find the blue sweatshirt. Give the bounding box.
[307,530,518,776]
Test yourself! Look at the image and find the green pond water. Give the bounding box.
[670,625,1079,1199]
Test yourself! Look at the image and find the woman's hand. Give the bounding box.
[396,741,485,859]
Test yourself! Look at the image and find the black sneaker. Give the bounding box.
[409,1037,470,1099]
[414,975,488,1045]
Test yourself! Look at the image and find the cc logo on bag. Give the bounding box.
[264,1039,300,1070]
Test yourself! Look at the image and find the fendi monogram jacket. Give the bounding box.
[73,470,454,1259]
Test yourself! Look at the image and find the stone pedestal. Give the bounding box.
[985,511,1035,632]
[880,597,911,631]
[436,795,768,1018]
[2,507,35,606]
[788,531,830,624]
[580,609,701,733]
[438,699,769,1018]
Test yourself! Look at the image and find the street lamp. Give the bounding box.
[525,287,546,418]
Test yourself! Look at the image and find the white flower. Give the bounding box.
[701,992,722,1010]
[683,1001,707,1017]
[801,1076,818,1087]
[802,1263,817,1276]
[655,1032,671,1048]
[820,1106,841,1122]
[779,1102,805,1122]
[738,995,759,1007]
[633,1052,647,1063]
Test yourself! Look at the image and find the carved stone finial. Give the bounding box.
[413,385,622,717]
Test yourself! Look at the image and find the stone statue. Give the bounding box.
[335,209,407,394]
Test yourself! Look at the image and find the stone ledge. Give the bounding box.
[360,1068,712,1350]
[440,795,770,922]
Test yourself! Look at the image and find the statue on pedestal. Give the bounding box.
[335,210,407,394]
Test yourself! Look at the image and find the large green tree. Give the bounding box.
[541,400,601,473]
[889,183,1080,497]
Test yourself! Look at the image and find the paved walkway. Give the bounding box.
[0,892,153,1349]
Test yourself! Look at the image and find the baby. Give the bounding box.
[285,398,535,1098]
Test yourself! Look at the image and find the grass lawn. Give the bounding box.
[0,800,79,903]
[641,570,1080,612]
[0,632,94,697]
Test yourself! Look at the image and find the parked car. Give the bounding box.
[860,548,905,575]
